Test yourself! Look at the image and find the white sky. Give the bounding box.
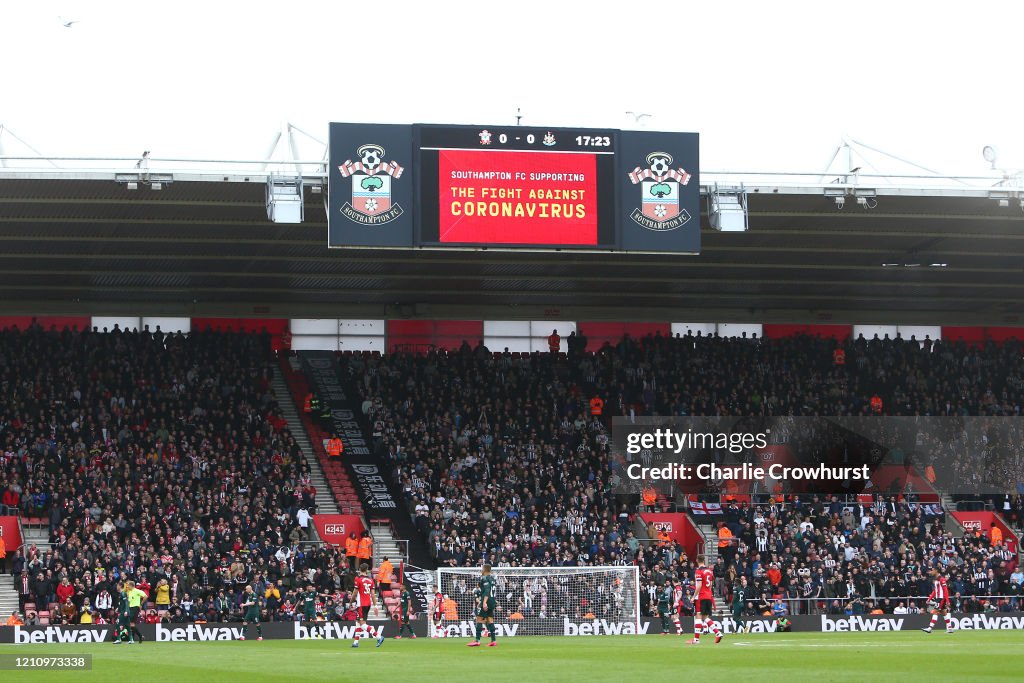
[1,0,1021,176]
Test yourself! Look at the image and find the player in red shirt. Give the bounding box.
[351,564,385,648]
[430,591,446,638]
[688,562,722,644]
[672,581,685,636]
[922,567,954,634]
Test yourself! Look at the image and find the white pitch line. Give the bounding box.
[732,641,918,648]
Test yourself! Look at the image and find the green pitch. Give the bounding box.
[1,632,1022,682]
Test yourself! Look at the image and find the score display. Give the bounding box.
[328,122,700,253]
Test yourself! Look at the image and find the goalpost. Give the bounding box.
[436,565,641,636]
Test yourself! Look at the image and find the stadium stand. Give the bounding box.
[340,332,1024,617]
[2,324,1022,625]
[0,324,361,623]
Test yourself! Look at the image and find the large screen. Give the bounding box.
[438,150,596,245]
[418,125,617,249]
[328,122,700,253]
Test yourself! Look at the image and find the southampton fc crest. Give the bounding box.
[337,144,405,225]
[627,152,692,231]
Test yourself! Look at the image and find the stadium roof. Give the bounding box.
[0,160,1022,325]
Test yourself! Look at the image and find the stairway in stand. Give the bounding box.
[369,519,405,567]
[276,355,365,520]
[0,521,51,618]
[272,364,339,521]
[0,574,20,617]
[694,521,729,617]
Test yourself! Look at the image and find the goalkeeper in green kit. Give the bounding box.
[657,583,675,635]
[467,565,498,647]
[112,581,134,644]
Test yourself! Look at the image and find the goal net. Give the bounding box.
[436,565,640,637]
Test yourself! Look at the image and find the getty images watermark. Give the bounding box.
[621,425,869,484]
[611,416,1024,496]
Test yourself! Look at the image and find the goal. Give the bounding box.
[436,565,640,636]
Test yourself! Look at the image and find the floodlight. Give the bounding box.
[267,175,304,224]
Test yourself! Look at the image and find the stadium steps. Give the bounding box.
[938,493,967,538]
[277,355,366,520]
[2,523,52,615]
[369,519,405,566]
[271,364,340,518]
[0,580,19,618]
[21,523,51,552]
[695,522,720,566]
[329,353,436,570]
[694,521,731,616]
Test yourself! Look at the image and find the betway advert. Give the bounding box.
[4,613,1024,643]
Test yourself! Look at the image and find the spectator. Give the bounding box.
[297,507,311,538]
[547,330,560,353]
[56,576,74,605]
[155,578,171,612]
[58,598,77,625]
[265,582,281,620]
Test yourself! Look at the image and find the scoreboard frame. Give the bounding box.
[328,122,700,254]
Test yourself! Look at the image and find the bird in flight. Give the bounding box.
[59,17,79,28]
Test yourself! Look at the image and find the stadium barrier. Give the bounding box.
[4,612,1024,643]
[0,621,407,644]
[716,595,1023,616]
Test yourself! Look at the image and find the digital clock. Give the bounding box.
[575,135,612,148]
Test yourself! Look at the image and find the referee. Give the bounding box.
[125,580,149,643]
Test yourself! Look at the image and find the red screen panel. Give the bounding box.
[387,320,483,353]
[578,322,671,351]
[762,324,852,340]
[438,149,598,245]
[0,316,90,332]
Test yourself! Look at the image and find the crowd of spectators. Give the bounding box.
[641,496,1022,618]
[2,325,1023,626]
[350,331,1023,616]
[0,324,368,624]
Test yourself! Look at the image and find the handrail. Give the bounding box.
[390,343,437,355]
[16,513,26,554]
[954,500,994,512]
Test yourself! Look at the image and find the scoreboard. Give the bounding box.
[328,122,699,253]
[420,125,616,248]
